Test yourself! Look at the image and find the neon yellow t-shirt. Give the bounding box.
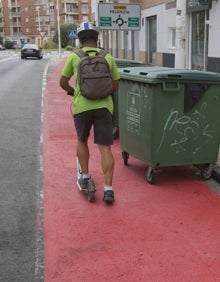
[61,47,120,115]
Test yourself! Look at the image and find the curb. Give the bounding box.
[213,166,220,183]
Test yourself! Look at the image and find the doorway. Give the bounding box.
[147,16,157,65]
[191,10,209,70]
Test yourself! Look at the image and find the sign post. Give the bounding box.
[68,29,78,47]
[38,31,47,50]
[39,31,47,38]
[98,3,141,31]
[68,29,77,39]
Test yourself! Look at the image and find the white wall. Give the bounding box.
[91,0,99,24]
[92,0,220,66]
[208,2,220,57]
[140,4,176,55]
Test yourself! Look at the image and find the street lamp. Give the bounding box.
[36,6,41,31]
[36,6,42,46]
[56,0,61,58]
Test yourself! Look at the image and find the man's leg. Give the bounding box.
[98,145,114,186]
[74,111,92,176]
[98,144,115,203]
[77,139,89,174]
[76,139,96,191]
[74,111,95,193]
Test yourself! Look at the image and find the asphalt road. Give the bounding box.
[0,53,50,282]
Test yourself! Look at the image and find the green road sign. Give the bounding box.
[100,17,112,27]
[128,18,139,28]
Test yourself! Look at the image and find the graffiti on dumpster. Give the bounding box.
[157,102,216,154]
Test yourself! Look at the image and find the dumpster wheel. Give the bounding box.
[146,167,157,184]
[122,151,129,166]
[198,164,213,180]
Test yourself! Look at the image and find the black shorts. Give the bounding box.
[73,108,113,145]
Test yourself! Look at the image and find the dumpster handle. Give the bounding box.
[162,81,180,92]
[139,72,148,76]
[123,69,131,73]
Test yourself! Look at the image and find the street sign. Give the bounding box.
[39,31,47,38]
[199,0,211,5]
[68,29,77,39]
[187,0,211,11]
[98,3,141,31]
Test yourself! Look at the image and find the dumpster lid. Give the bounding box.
[114,58,146,67]
[118,66,220,83]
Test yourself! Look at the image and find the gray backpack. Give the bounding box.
[76,49,114,99]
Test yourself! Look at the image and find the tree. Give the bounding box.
[53,24,77,48]
[4,40,14,49]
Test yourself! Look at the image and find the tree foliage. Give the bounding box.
[53,24,77,48]
[4,40,14,49]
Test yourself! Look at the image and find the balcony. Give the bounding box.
[10,12,20,17]
[13,31,22,36]
[81,9,89,15]
[11,1,20,8]
[35,20,43,26]
[65,8,79,14]
[61,0,78,3]
[10,21,21,27]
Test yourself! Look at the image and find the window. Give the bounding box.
[169,27,176,48]
[81,4,88,14]
[67,4,73,13]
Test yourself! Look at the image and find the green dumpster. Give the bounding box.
[113,59,146,139]
[114,58,146,68]
[118,66,220,183]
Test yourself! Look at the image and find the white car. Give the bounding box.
[0,44,5,50]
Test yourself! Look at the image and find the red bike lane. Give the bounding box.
[43,59,220,281]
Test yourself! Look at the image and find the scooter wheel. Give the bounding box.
[87,191,95,202]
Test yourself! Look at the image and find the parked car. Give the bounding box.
[21,44,43,59]
[13,43,21,49]
[0,44,5,50]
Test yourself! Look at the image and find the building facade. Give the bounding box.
[0,0,91,47]
[93,0,220,72]
[1,0,220,72]
[0,0,4,41]
[139,0,220,72]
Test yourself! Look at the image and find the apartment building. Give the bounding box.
[93,0,220,72]
[0,0,91,46]
[0,0,4,40]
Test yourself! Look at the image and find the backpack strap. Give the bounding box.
[76,49,88,58]
[97,49,107,57]
[76,48,107,58]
